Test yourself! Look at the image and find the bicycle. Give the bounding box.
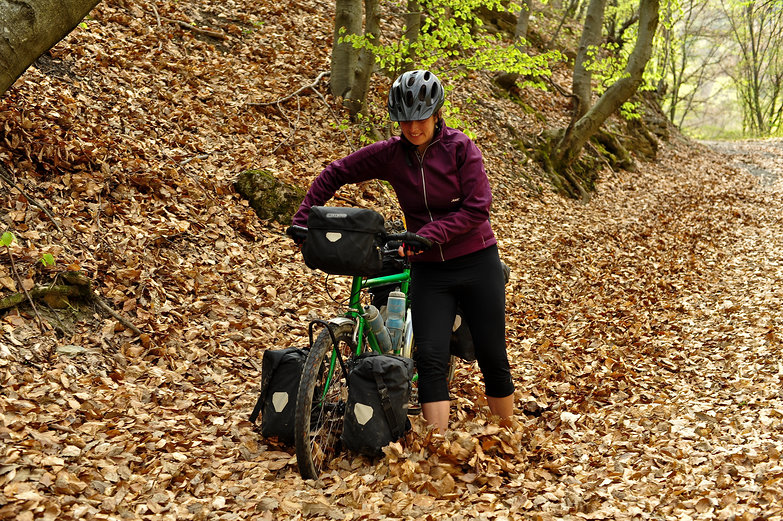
[286,219,433,480]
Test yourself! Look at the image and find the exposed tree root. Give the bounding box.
[0,270,143,336]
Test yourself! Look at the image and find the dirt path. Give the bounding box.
[700,138,783,188]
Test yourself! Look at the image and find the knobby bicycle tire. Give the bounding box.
[294,322,355,480]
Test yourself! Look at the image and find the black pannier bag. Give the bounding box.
[303,206,386,277]
[250,346,309,443]
[450,261,509,362]
[342,353,414,455]
[450,309,476,362]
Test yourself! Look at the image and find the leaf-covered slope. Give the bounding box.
[2,1,783,520]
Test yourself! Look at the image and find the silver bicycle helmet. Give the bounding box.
[387,70,445,122]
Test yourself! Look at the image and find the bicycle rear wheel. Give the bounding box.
[294,321,355,480]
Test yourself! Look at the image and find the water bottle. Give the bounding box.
[363,305,392,353]
[385,290,406,352]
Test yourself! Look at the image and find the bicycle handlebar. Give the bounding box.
[286,225,433,252]
[385,231,433,253]
[286,225,308,244]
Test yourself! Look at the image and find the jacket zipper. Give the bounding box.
[416,142,445,261]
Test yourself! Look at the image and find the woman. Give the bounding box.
[291,70,514,433]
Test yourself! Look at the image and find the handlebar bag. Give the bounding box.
[303,206,385,277]
[341,352,414,456]
[250,346,309,443]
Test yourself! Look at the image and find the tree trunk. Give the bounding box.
[495,0,531,90]
[344,0,380,115]
[571,0,607,120]
[402,0,421,73]
[555,0,660,169]
[0,0,100,96]
[331,0,362,99]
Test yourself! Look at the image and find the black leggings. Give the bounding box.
[410,245,515,403]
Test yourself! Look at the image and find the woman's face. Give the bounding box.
[399,115,437,150]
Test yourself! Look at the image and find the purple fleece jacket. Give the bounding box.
[291,120,496,263]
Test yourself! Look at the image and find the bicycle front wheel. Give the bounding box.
[294,321,356,480]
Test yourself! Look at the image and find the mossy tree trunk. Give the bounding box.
[571,0,607,120]
[402,0,421,73]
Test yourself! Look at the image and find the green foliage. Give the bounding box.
[337,0,561,139]
[330,117,352,135]
[341,0,562,92]
[620,101,642,121]
[1,231,56,266]
[442,101,477,140]
[1,231,14,247]
[580,1,674,121]
[581,41,651,120]
[354,112,381,147]
[583,42,625,91]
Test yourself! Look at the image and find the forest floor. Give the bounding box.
[2,1,783,520]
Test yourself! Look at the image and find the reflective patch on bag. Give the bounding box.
[255,347,309,443]
[326,232,342,242]
[354,403,374,425]
[450,309,475,361]
[272,391,289,413]
[342,353,414,455]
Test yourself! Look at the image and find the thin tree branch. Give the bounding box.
[4,245,46,333]
[61,270,144,336]
[0,164,63,233]
[546,76,579,101]
[248,71,356,153]
[151,5,161,27]
[158,15,228,40]
[248,71,332,107]
[269,96,303,156]
[92,296,143,336]
[310,87,357,153]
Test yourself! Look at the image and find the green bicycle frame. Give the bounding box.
[347,268,411,355]
[317,267,412,402]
